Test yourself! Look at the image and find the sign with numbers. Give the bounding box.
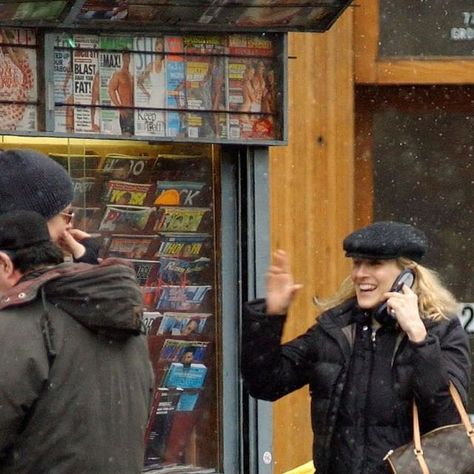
[459,303,474,334]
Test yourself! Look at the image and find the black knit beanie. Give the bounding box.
[0,149,74,220]
[343,221,428,262]
[0,210,51,251]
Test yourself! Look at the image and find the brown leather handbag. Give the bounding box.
[384,383,474,474]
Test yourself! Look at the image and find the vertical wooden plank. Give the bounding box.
[269,7,354,473]
[353,0,379,83]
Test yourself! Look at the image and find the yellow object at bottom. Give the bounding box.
[283,460,315,474]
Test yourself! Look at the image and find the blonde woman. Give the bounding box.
[242,221,471,474]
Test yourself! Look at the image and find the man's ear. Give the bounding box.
[0,251,20,286]
[0,252,14,275]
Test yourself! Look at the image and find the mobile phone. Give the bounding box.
[374,269,416,325]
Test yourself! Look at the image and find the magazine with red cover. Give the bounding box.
[99,205,154,233]
[103,180,153,206]
[154,207,209,233]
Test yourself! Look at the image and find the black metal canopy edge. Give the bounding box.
[0,0,354,33]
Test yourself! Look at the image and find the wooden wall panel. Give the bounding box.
[269,8,354,473]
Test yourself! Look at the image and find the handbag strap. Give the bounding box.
[412,382,474,474]
[448,382,474,445]
[412,401,430,474]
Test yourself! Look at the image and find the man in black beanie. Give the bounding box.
[241,221,470,474]
[0,148,99,263]
[0,210,153,473]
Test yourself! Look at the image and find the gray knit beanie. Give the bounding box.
[0,149,74,220]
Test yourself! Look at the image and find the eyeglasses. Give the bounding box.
[60,210,75,224]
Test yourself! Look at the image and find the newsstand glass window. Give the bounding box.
[0,136,222,473]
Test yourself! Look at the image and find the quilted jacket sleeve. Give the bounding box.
[410,316,471,432]
[241,299,317,401]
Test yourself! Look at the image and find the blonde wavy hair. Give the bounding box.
[315,258,459,321]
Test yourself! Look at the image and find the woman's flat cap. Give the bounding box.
[343,221,428,262]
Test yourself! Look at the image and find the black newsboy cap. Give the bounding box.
[0,210,51,251]
[343,221,428,262]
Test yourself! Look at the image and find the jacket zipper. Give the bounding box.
[361,324,377,473]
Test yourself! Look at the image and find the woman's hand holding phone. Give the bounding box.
[384,284,427,343]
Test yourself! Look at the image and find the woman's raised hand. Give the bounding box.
[265,249,303,315]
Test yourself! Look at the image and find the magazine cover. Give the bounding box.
[105,234,156,259]
[165,36,185,138]
[101,154,158,182]
[158,339,209,364]
[155,285,212,311]
[143,311,163,335]
[154,181,205,207]
[154,233,209,259]
[185,55,213,111]
[159,257,211,285]
[186,110,228,140]
[163,362,207,389]
[144,387,182,467]
[153,312,211,336]
[103,180,152,206]
[134,36,167,137]
[227,33,274,57]
[154,207,209,233]
[53,33,74,133]
[99,36,134,135]
[183,37,226,139]
[0,28,37,132]
[183,34,227,56]
[72,34,100,133]
[176,391,201,412]
[130,259,160,286]
[227,55,276,140]
[99,205,154,232]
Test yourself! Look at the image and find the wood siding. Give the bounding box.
[269,9,354,473]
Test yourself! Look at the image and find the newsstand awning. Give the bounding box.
[0,0,353,33]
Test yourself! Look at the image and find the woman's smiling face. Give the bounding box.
[351,258,402,309]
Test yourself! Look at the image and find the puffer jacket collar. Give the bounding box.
[318,297,359,358]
